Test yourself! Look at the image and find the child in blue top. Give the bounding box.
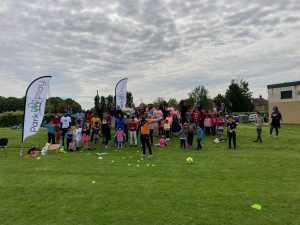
[197,127,204,150]
[45,120,56,144]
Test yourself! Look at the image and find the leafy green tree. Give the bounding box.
[46,97,82,113]
[213,94,227,109]
[153,97,166,108]
[225,79,254,112]
[94,91,100,111]
[0,96,24,113]
[188,85,211,109]
[106,95,114,109]
[100,96,106,111]
[168,98,178,107]
[126,92,135,108]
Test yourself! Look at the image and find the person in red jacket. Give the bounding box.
[51,113,61,144]
[211,114,217,135]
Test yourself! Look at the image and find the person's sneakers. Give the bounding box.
[147,155,153,158]
[141,154,146,157]
[268,135,272,138]
[274,136,279,139]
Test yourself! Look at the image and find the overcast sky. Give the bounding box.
[0,0,299,109]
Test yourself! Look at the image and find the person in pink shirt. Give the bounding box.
[155,136,167,147]
[114,127,126,149]
[204,114,212,135]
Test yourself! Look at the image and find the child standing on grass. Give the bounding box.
[179,126,187,149]
[204,114,211,135]
[128,116,138,147]
[93,122,100,146]
[45,120,56,144]
[217,113,224,133]
[115,127,126,149]
[82,124,90,150]
[164,120,171,141]
[227,115,237,149]
[254,111,264,143]
[197,127,204,150]
[187,121,196,149]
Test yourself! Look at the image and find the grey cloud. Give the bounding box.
[0,0,300,109]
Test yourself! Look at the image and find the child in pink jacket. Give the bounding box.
[114,127,126,149]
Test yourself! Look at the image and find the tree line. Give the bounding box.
[1,79,254,114]
[0,96,82,114]
[152,79,254,112]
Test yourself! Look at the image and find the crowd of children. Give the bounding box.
[44,102,277,155]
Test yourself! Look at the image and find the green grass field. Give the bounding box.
[0,124,299,225]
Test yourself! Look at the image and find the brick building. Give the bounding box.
[267,81,300,124]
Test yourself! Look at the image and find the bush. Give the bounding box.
[0,111,24,127]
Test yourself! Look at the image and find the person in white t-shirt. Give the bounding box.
[73,124,82,150]
[60,111,72,148]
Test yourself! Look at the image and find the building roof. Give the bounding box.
[252,96,268,106]
[267,81,300,89]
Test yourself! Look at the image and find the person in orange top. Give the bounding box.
[137,114,158,158]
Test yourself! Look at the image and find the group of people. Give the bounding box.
[45,111,113,151]
[44,102,283,156]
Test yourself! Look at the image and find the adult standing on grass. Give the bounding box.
[254,111,264,143]
[102,113,112,149]
[227,115,237,149]
[269,106,282,138]
[60,111,72,148]
[138,113,158,158]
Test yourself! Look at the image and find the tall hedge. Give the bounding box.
[0,111,23,127]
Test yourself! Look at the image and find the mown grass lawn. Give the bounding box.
[0,124,299,225]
